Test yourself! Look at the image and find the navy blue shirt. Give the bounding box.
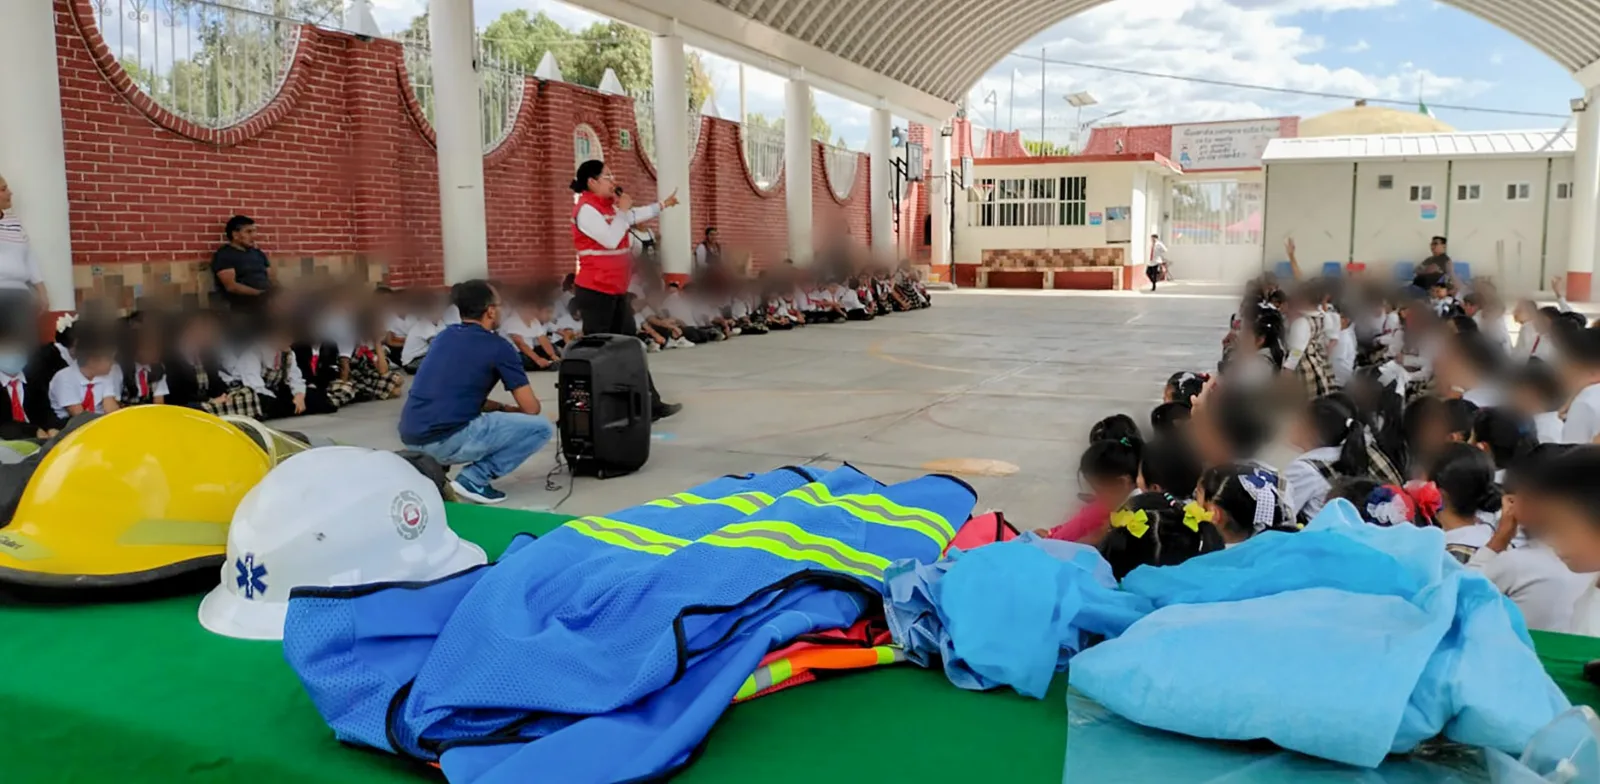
[399,323,529,445]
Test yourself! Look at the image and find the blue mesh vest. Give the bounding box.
[284,465,976,783]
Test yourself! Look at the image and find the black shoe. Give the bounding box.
[652,402,683,422]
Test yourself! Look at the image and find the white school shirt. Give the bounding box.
[1444,522,1495,553]
[1329,325,1356,388]
[1535,411,1565,444]
[401,319,443,366]
[557,291,574,313]
[1468,542,1594,633]
[661,292,691,323]
[693,300,722,328]
[499,313,546,349]
[729,298,750,319]
[0,214,43,291]
[837,289,864,310]
[1283,446,1342,522]
[238,346,306,398]
[1475,311,1512,356]
[1562,383,1600,444]
[130,363,170,400]
[1431,296,1459,318]
[321,311,359,358]
[443,305,461,325]
[1320,308,1342,347]
[1150,239,1168,263]
[550,312,581,338]
[1570,582,1600,637]
[385,313,413,340]
[1460,385,1502,408]
[793,288,815,311]
[633,307,653,331]
[48,365,122,419]
[1283,316,1312,371]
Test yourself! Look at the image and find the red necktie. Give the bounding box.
[8,380,24,422]
[82,382,95,411]
[138,368,150,398]
[310,354,319,375]
[1532,335,1541,355]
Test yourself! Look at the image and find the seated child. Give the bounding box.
[345,308,405,403]
[1465,443,1592,632]
[762,294,795,331]
[119,326,170,406]
[1139,437,1201,499]
[643,291,698,347]
[1517,446,1600,635]
[1430,281,1463,319]
[1098,491,1224,581]
[1222,306,1284,390]
[1039,430,1143,546]
[1283,394,1382,523]
[1198,463,1295,546]
[632,293,670,352]
[1328,308,1357,389]
[875,270,906,313]
[837,279,873,321]
[400,295,447,374]
[895,263,931,309]
[48,332,121,423]
[240,319,335,420]
[1403,396,1476,475]
[501,295,561,371]
[32,313,78,385]
[0,330,54,440]
[1506,361,1567,443]
[852,276,879,319]
[549,299,583,347]
[1435,330,1505,408]
[379,288,412,367]
[1425,442,1502,563]
[1164,371,1207,405]
[805,281,847,323]
[1559,325,1600,444]
[1149,402,1192,437]
[729,283,767,335]
[295,324,354,409]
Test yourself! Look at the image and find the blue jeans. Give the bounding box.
[410,412,554,487]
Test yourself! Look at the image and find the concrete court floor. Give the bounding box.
[293,286,1238,528]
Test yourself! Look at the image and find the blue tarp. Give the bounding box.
[1068,500,1571,768]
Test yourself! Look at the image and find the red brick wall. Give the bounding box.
[52,0,872,297]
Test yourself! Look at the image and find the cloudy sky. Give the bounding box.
[367,0,1578,149]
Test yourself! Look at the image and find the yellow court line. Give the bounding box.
[866,340,987,375]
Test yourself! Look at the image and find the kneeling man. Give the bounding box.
[399,280,553,504]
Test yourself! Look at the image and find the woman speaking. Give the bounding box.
[570,159,682,420]
[0,174,49,341]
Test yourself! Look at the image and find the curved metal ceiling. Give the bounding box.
[707,0,1600,104]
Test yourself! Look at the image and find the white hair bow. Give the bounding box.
[1239,468,1283,531]
[54,313,77,334]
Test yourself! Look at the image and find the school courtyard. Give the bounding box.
[297,287,1237,527]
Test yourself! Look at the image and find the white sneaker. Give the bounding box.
[674,337,696,349]
[646,341,661,353]
[731,328,742,336]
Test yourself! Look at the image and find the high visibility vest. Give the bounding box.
[285,465,976,784]
[572,191,632,295]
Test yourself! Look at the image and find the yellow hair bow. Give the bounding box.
[1110,509,1150,539]
[1182,502,1214,533]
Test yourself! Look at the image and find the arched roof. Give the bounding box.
[575,0,1600,121]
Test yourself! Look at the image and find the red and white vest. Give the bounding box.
[572,192,632,296]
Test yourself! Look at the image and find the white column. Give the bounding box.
[869,107,894,261]
[785,79,814,264]
[1568,86,1600,300]
[0,0,74,310]
[651,34,693,279]
[429,1,488,283]
[930,131,952,269]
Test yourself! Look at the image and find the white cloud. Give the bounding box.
[1345,39,1371,53]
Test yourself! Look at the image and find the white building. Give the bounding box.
[1261,129,1577,293]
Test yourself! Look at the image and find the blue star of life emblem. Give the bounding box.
[235,553,268,600]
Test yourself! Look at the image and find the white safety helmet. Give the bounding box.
[198,446,487,640]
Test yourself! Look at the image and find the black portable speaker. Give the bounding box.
[558,334,652,478]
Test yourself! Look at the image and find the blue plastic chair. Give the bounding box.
[1320,261,1343,278]
[1273,261,1294,279]
[1394,261,1415,283]
[1453,261,1471,282]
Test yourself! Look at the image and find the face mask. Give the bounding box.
[0,352,28,376]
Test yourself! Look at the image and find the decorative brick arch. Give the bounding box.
[734,122,784,199]
[483,79,537,168]
[67,0,314,147]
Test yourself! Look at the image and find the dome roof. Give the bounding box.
[1299,104,1456,137]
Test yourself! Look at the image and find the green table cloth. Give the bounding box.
[2,503,1597,783]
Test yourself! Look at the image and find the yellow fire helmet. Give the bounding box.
[0,406,272,589]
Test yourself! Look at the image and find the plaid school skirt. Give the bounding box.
[201,386,263,420]
[352,358,405,402]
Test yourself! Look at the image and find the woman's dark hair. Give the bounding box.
[1089,414,1143,448]
[1303,394,1370,478]
[1428,443,1502,517]
[571,159,606,193]
[1199,464,1292,539]
[1442,398,1479,438]
[1244,305,1287,369]
[1504,443,1575,495]
[1470,407,1537,471]
[1080,439,1141,483]
[1098,492,1223,581]
[1165,372,1207,405]
[1350,366,1408,473]
[1150,402,1192,436]
[1139,437,1201,498]
[1511,360,1566,411]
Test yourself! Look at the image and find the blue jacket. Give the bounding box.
[284,465,976,783]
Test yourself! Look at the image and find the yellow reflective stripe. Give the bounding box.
[787,483,955,547]
[734,674,760,701]
[563,516,689,556]
[644,490,776,515]
[701,521,890,581]
[874,646,898,665]
[769,656,794,685]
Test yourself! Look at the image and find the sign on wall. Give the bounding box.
[1170,119,1285,171]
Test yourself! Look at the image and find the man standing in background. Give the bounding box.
[1148,233,1171,292]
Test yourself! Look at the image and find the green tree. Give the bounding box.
[1022,139,1072,156]
[744,110,833,144]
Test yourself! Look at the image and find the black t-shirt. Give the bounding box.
[1412,254,1450,290]
[211,245,272,305]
